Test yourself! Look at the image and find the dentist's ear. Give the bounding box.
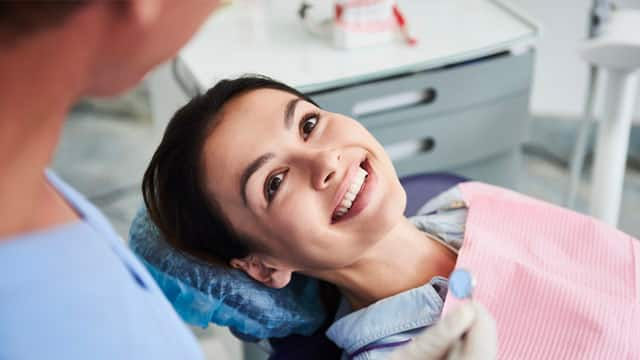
[230,255,293,289]
[128,0,162,26]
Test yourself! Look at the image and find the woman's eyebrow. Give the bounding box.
[240,152,275,206]
[284,97,302,129]
[239,97,302,206]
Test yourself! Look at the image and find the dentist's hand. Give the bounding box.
[389,302,497,360]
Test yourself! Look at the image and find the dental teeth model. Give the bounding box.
[334,167,368,219]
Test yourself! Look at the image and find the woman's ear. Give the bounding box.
[230,255,293,289]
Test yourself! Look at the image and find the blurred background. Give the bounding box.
[52,0,640,358]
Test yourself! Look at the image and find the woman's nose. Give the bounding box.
[310,148,341,190]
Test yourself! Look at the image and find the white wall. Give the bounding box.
[508,0,640,120]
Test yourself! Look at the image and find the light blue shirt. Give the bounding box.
[327,277,449,360]
[326,186,468,360]
[0,171,204,360]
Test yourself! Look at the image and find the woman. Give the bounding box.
[143,75,464,358]
[142,75,640,359]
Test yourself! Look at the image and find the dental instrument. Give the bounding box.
[449,268,475,300]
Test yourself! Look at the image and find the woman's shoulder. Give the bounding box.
[414,185,466,216]
[409,186,468,250]
[326,277,447,359]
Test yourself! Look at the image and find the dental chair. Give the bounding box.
[129,172,466,359]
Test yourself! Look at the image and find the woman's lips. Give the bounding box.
[331,158,376,224]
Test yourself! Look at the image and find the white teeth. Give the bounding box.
[344,192,356,202]
[333,165,370,220]
[335,206,348,216]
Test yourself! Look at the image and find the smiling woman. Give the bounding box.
[197,84,418,277]
[142,75,459,359]
[139,77,640,360]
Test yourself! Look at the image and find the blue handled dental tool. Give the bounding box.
[449,268,475,300]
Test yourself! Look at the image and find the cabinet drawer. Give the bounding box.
[374,92,530,172]
[308,51,533,129]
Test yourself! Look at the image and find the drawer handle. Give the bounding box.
[386,137,436,161]
[420,137,435,152]
[353,88,437,118]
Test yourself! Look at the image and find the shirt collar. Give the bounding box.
[326,276,448,353]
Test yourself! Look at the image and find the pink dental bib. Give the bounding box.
[442,182,640,359]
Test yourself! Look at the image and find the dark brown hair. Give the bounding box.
[142,75,318,265]
[0,1,92,42]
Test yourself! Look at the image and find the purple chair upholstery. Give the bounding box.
[400,172,468,216]
[269,172,467,360]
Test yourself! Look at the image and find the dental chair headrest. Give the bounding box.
[128,208,326,341]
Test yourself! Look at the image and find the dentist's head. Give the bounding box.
[143,76,407,289]
[0,0,220,96]
[0,0,220,238]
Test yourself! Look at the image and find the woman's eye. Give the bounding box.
[265,172,285,202]
[300,114,319,140]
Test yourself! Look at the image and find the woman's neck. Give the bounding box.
[312,217,457,310]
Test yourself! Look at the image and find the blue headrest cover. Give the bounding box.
[128,208,326,340]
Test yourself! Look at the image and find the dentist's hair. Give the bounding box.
[142,75,318,265]
[0,2,92,40]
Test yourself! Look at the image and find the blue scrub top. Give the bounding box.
[0,171,204,360]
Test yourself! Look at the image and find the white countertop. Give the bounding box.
[179,0,538,93]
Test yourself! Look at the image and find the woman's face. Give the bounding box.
[201,89,406,272]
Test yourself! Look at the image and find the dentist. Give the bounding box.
[0,2,220,359]
[0,2,495,359]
